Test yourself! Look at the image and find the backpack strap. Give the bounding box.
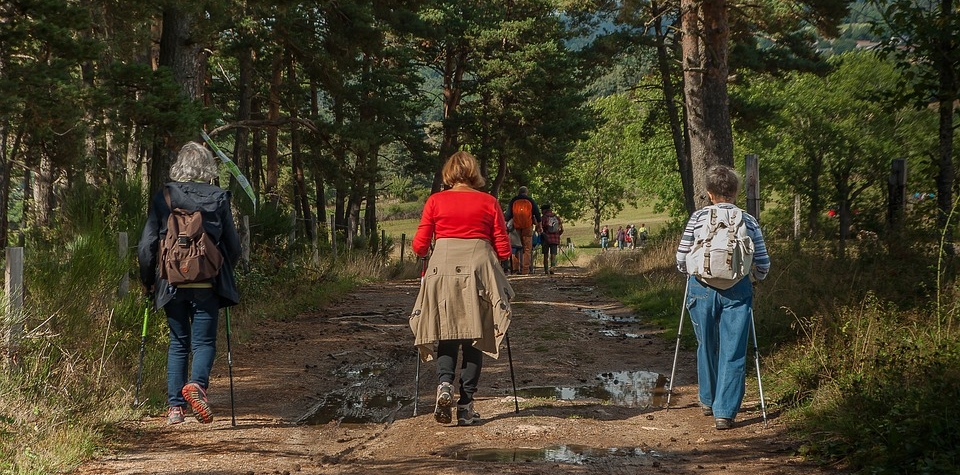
[724,210,738,268]
[702,208,718,275]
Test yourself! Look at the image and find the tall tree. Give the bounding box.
[680,0,732,209]
[870,0,960,235]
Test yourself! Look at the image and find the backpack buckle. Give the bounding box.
[177,235,192,247]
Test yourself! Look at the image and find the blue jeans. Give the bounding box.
[164,288,220,407]
[685,276,753,420]
[437,339,483,405]
[600,236,608,249]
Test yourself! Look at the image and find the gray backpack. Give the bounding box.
[685,207,754,289]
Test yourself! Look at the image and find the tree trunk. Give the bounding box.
[681,0,733,210]
[287,50,314,242]
[235,45,254,185]
[935,0,956,246]
[33,155,54,227]
[152,7,204,194]
[265,56,282,200]
[653,1,695,215]
[432,45,468,193]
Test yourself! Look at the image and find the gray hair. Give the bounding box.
[170,142,218,182]
[705,165,741,201]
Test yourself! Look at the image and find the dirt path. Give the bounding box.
[74,267,840,475]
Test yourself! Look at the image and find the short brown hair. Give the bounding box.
[442,151,485,189]
[705,165,740,201]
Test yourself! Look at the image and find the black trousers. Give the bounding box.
[437,339,483,405]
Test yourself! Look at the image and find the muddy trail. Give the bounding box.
[74,267,843,475]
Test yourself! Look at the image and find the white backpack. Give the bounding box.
[685,207,754,289]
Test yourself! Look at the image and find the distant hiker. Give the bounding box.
[637,223,649,247]
[626,224,635,249]
[539,203,564,274]
[410,151,515,426]
[505,218,523,274]
[599,225,610,251]
[504,186,542,274]
[616,225,626,250]
[137,142,242,426]
[675,165,770,431]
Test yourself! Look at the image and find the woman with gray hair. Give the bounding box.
[138,141,242,425]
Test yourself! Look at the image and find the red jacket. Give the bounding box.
[413,189,511,260]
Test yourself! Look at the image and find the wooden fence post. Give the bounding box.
[745,154,760,222]
[330,215,338,259]
[400,233,406,262]
[240,216,251,272]
[5,247,24,369]
[311,216,320,265]
[888,158,907,229]
[381,229,386,259]
[118,232,129,298]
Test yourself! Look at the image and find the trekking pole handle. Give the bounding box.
[141,307,149,337]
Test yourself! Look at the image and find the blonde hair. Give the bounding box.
[441,151,485,189]
[170,141,218,182]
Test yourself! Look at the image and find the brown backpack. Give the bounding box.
[159,187,223,285]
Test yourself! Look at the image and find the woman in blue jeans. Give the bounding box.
[138,142,241,425]
[675,165,769,430]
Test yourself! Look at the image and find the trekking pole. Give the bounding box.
[413,354,421,416]
[665,278,691,409]
[133,307,149,407]
[225,307,237,426]
[413,256,428,417]
[559,246,578,269]
[750,306,768,427]
[505,332,519,413]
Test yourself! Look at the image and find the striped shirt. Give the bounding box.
[675,203,770,281]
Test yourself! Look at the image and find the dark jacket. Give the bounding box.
[504,194,542,228]
[138,182,242,310]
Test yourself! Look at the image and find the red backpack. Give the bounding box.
[511,199,533,229]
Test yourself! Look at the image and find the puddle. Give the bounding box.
[582,308,639,323]
[298,392,412,425]
[334,363,388,378]
[598,329,643,338]
[450,444,649,463]
[516,370,667,408]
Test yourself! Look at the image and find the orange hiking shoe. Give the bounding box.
[182,382,213,424]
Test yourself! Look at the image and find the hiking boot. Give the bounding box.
[434,382,454,424]
[167,406,186,425]
[182,382,213,424]
[715,418,734,430]
[457,402,481,426]
[700,404,713,416]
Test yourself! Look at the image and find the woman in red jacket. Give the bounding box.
[409,151,514,426]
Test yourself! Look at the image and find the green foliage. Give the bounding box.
[736,51,936,242]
